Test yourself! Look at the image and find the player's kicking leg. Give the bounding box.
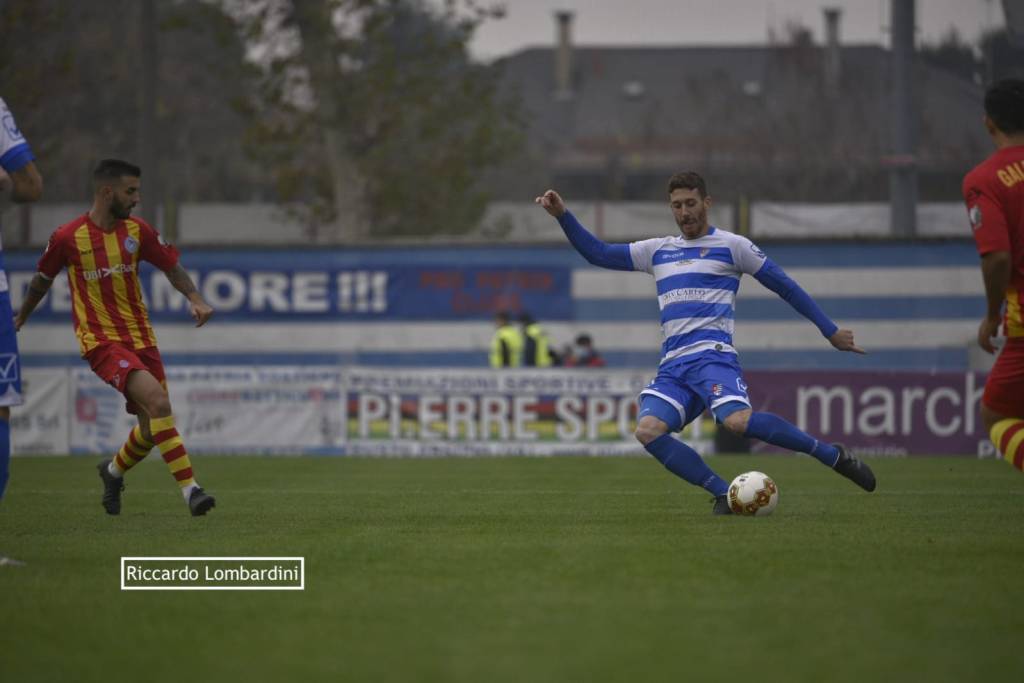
[120,370,215,516]
[717,405,876,492]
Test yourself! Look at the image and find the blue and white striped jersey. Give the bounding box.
[629,226,767,364]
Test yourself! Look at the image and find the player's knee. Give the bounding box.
[635,416,669,445]
[142,388,172,418]
[722,408,752,435]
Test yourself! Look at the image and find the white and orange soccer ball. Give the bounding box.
[727,471,779,516]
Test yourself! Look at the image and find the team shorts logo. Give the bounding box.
[124,236,139,253]
[0,353,19,384]
[749,243,766,258]
[968,205,982,230]
[118,360,130,369]
[711,383,723,396]
[736,378,748,394]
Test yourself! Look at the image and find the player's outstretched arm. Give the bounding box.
[164,264,213,327]
[14,273,53,331]
[754,259,866,353]
[534,189,632,271]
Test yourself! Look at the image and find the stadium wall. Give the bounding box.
[8,240,987,371]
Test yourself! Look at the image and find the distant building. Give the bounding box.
[494,10,990,203]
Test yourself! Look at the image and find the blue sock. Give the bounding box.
[744,412,839,466]
[0,418,9,500]
[645,433,729,496]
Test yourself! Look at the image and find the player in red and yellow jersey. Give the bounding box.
[15,159,217,515]
[963,78,1024,473]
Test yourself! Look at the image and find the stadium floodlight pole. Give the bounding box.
[888,0,918,238]
[138,0,163,235]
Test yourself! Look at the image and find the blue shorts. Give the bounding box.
[638,351,749,429]
[0,279,23,408]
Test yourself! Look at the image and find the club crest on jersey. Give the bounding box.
[123,236,139,253]
[968,205,982,230]
[711,383,723,396]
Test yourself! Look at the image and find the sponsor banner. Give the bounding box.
[21,366,995,457]
[6,253,571,322]
[71,367,345,455]
[344,366,712,457]
[11,368,70,455]
[745,370,990,457]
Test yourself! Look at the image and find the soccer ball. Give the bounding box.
[727,471,779,516]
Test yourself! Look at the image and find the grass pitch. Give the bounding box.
[1,454,1022,683]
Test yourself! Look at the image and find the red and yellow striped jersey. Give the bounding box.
[38,213,179,355]
[963,145,1024,338]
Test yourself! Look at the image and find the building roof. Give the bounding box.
[495,43,990,199]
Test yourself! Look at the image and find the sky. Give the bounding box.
[461,0,1008,59]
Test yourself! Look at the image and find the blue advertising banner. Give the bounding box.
[4,251,572,322]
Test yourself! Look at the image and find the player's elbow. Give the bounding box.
[12,166,43,203]
[981,250,1011,268]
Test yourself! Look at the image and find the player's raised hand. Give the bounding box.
[534,189,566,218]
[189,298,214,327]
[829,328,866,354]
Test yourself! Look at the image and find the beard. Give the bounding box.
[677,207,707,234]
[110,198,133,220]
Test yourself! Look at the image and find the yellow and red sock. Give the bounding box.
[110,425,153,477]
[991,418,1024,472]
[149,415,198,498]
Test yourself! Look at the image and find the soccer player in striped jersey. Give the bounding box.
[15,159,217,516]
[536,172,876,514]
[964,78,1024,472]
[1,95,43,565]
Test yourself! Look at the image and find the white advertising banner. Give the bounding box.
[11,368,70,455]
[33,365,712,457]
[70,367,345,455]
[343,366,711,457]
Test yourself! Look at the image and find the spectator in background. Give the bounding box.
[553,343,575,367]
[569,333,605,367]
[490,310,523,368]
[520,312,552,368]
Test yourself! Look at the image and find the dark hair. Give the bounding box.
[519,312,535,325]
[667,171,707,199]
[984,79,1024,135]
[495,310,510,324]
[93,159,141,183]
[575,334,592,346]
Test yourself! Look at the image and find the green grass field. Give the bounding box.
[2,454,1023,682]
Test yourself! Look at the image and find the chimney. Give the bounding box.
[554,10,574,100]
[823,7,842,95]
